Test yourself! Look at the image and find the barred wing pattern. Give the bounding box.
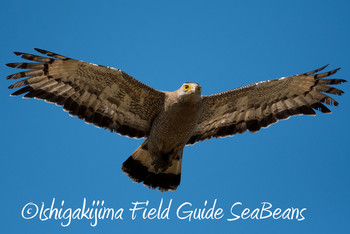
[188,65,346,144]
[7,49,165,138]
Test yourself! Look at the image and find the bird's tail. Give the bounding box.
[122,140,182,192]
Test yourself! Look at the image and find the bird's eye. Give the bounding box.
[197,86,201,92]
[184,85,190,91]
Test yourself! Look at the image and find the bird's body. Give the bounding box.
[123,83,203,191]
[150,85,203,153]
[6,49,346,192]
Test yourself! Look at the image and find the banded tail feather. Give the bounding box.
[122,140,182,192]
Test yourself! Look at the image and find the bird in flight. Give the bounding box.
[6,48,346,191]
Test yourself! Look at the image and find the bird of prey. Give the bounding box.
[6,49,346,192]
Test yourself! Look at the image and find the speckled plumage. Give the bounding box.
[6,49,346,191]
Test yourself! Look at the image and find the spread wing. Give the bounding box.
[7,48,165,138]
[188,65,346,144]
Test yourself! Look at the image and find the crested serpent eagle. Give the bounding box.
[6,49,347,191]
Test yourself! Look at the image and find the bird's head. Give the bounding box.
[176,82,202,103]
[180,82,201,95]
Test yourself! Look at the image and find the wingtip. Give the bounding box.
[328,67,342,76]
[6,63,21,68]
[34,48,46,54]
[304,64,331,75]
[321,64,330,70]
[6,74,14,80]
[315,64,329,72]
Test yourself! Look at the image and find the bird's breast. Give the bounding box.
[148,100,203,152]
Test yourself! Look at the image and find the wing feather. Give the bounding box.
[7,48,165,138]
[187,65,346,144]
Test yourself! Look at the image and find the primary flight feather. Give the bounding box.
[6,49,346,191]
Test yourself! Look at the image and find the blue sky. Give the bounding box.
[1,0,349,233]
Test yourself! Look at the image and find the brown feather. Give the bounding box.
[188,66,346,144]
[7,49,165,138]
